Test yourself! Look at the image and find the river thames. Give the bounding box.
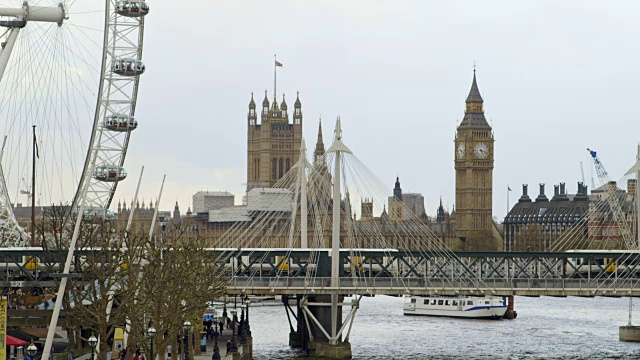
[247,295,640,359]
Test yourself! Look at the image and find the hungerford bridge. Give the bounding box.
[5,119,640,358]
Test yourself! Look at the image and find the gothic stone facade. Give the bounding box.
[247,92,303,191]
[454,71,497,250]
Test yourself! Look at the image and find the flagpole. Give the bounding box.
[274,54,277,99]
[507,185,510,216]
[31,125,36,246]
[506,185,510,251]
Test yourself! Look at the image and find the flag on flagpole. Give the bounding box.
[508,186,511,191]
[275,60,283,67]
[34,133,39,159]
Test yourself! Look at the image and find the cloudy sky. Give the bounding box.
[116,0,640,219]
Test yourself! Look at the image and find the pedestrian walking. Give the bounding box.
[226,340,231,354]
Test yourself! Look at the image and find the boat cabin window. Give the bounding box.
[423,299,428,305]
[485,301,490,304]
[467,301,473,305]
[410,299,416,304]
[437,300,443,305]
[445,300,450,306]
[452,300,458,306]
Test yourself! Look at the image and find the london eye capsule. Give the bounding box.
[104,114,137,132]
[116,0,150,17]
[93,165,127,182]
[112,58,145,76]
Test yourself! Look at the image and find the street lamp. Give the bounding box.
[88,333,98,360]
[183,321,192,360]
[229,309,238,353]
[239,304,246,345]
[244,298,251,337]
[27,340,37,359]
[147,326,156,360]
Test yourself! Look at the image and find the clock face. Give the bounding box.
[474,143,489,159]
[457,143,465,159]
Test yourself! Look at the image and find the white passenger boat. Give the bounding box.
[403,295,508,319]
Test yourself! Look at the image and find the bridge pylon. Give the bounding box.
[291,117,355,358]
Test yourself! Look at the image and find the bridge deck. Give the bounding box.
[226,277,640,297]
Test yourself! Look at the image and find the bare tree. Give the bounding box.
[126,223,227,360]
[64,221,147,360]
[37,207,227,360]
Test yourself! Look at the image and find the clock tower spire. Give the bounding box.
[454,69,496,250]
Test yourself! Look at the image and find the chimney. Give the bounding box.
[574,181,589,201]
[535,183,549,202]
[551,185,560,201]
[558,182,569,201]
[628,179,637,199]
[519,184,532,203]
[608,181,618,193]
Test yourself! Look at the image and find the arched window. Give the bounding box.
[272,158,277,180]
[286,158,291,173]
[279,158,284,179]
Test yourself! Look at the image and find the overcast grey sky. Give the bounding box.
[117,0,640,219]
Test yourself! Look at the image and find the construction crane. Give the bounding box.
[587,148,636,249]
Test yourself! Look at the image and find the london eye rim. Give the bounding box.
[0,0,147,246]
[71,0,146,221]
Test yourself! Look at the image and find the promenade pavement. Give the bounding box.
[193,329,239,360]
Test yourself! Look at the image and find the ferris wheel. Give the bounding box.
[0,0,149,246]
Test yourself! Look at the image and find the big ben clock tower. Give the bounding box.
[454,70,495,249]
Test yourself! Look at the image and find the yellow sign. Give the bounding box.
[114,327,124,340]
[112,327,124,359]
[0,297,7,360]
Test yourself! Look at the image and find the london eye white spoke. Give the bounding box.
[0,0,147,246]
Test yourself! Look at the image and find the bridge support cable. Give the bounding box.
[101,166,145,353]
[539,148,640,291]
[588,148,636,249]
[625,143,640,249]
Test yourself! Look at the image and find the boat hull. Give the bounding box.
[403,309,506,320]
[403,295,507,320]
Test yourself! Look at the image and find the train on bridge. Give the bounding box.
[3,247,640,284]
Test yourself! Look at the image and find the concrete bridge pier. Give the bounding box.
[284,295,305,348]
[301,294,352,359]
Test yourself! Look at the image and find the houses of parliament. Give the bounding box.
[185,70,502,250]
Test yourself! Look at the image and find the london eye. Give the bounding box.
[0,0,149,246]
